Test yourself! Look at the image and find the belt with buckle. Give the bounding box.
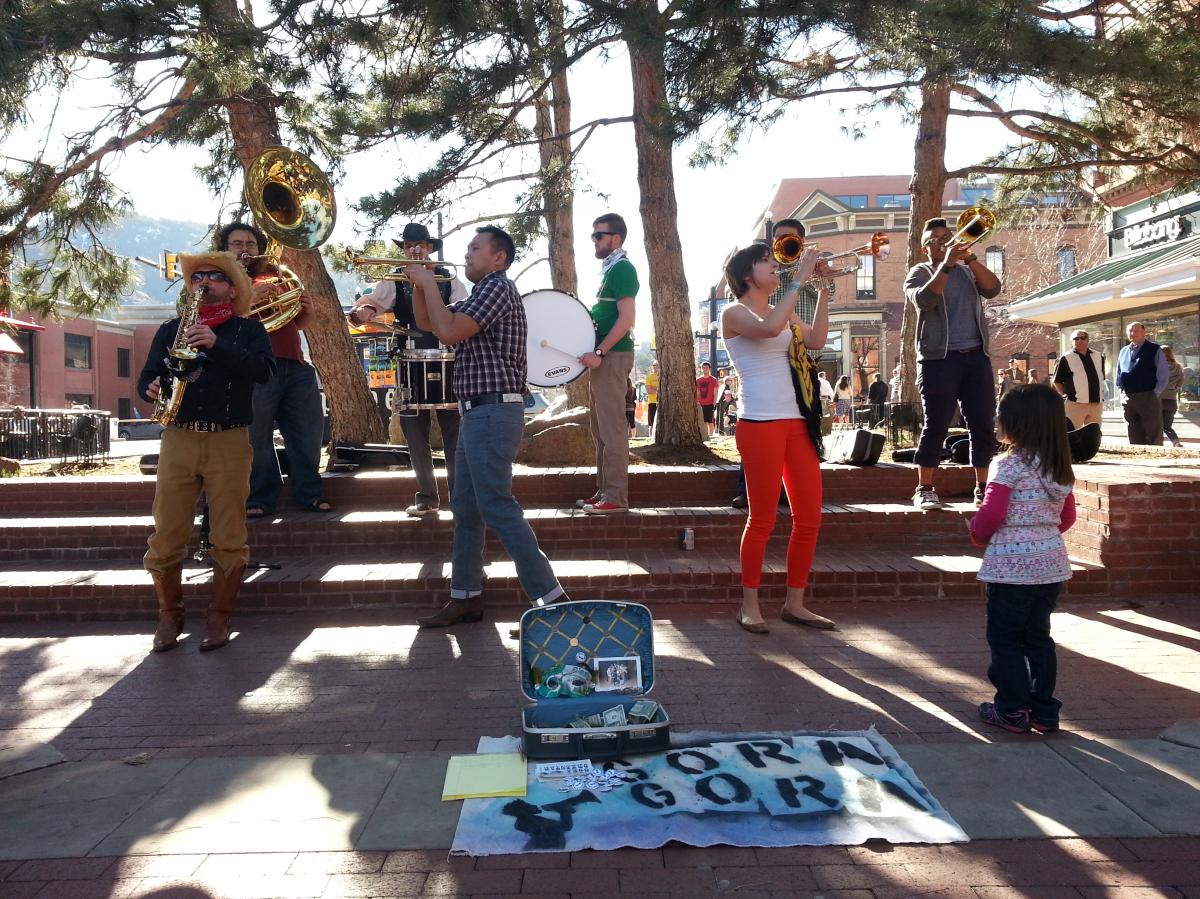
[459,392,524,414]
[173,421,243,433]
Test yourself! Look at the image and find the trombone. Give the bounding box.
[945,205,996,250]
[347,250,461,282]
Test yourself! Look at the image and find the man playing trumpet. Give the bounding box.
[138,252,275,653]
[350,222,469,517]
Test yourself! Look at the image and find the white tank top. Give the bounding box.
[725,331,801,420]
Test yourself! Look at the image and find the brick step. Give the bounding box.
[0,549,1110,621]
[0,463,978,515]
[0,501,982,562]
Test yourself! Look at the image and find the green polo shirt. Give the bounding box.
[591,258,638,353]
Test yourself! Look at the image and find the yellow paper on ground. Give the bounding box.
[441,752,528,801]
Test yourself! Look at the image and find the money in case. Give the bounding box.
[519,600,669,760]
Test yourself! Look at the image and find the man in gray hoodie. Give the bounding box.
[904,217,1002,511]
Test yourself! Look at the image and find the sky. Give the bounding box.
[7,31,1038,339]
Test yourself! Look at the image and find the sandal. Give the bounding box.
[305,500,332,513]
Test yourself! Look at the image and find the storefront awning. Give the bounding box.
[1008,235,1200,326]
[0,332,24,354]
[0,313,46,332]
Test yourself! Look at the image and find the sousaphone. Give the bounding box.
[243,146,337,331]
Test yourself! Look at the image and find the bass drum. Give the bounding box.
[522,289,596,387]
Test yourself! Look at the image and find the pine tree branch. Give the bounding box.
[771,79,919,101]
[0,77,198,253]
[1033,1,1107,21]
[946,144,1185,179]
[442,210,548,237]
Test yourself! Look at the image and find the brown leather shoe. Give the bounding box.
[151,565,185,653]
[418,597,484,628]
[201,562,244,652]
[780,608,836,630]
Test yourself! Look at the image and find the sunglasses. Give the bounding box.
[190,270,230,283]
[1073,336,1089,340]
[591,231,618,241]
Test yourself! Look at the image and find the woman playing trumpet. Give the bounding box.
[720,242,835,634]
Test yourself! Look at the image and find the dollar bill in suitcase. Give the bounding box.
[830,427,885,466]
[519,600,669,760]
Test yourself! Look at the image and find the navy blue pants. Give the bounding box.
[915,349,997,470]
[985,581,1063,724]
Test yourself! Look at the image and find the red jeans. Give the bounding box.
[735,418,822,589]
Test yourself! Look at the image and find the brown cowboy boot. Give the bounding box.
[200,562,245,652]
[417,596,484,628]
[151,564,185,653]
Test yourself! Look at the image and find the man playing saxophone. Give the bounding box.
[137,252,275,653]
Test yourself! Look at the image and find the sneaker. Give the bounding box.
[978,702,1030,734]
[1172,439,1184,448]
[405,502,439,517]
[582,501,625,515]
[974,483,986,508]
[731,494,748,510]
[913,485,944,511]
[576,493,601,509]
[1029,718,1060,734]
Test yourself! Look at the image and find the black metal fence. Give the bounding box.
[0,408,111,463]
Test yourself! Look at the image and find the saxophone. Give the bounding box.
[152,284,207,426]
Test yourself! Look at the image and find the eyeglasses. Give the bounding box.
[1073,336,1089,341]
[226,239,258,250]
[190,270,230,283]
[591,231,618,241]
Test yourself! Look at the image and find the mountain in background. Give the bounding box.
[103,216,363,306]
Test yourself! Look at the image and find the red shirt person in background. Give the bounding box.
[696,361,720,439]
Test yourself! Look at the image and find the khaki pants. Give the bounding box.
[1064,400,1103,429]
[145,427,253,577]
[588,350,635,507]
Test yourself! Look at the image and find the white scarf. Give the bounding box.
[600,247,628,275]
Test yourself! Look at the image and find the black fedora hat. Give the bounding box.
[393,222,442,252]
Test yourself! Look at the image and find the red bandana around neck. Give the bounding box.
[197,303,234,328]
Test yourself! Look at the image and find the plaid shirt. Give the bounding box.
[768,267,827,321]
[451,270,528,398]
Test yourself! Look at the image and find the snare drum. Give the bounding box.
[396,348,457,413]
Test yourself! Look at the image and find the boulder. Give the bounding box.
[519,405,595,465]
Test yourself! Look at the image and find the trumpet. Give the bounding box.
[945,205,996,251]
[347,250,460,282]
[809,231,891,281]
[771,233,806,267]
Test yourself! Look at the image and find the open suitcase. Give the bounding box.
[519,600,669,760]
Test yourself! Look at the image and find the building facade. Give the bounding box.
[1009,182,1199,403]
[0,304,173,418]
[704,174,1103,396]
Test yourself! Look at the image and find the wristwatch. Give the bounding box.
[595,348,606,358]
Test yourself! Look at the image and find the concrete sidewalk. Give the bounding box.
[2,599,1199,897]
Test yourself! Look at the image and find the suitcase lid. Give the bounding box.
[519,600,655,702]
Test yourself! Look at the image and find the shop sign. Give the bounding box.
[1125,215,1187,249]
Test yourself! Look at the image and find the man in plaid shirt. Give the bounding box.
[406,225,567,628]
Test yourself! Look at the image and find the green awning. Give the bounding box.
[1008,235,1200,325]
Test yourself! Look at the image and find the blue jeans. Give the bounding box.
[985,581,1063,724]
[248,359,325,510]
[915,349,997,470]
[450,401,562,604]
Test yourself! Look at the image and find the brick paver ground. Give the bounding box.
[2,598,1198,897]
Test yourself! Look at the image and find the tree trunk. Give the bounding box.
[900,77,952,405]
[215,0,382,451]
[627,12,705,447]
[534,2,588,410]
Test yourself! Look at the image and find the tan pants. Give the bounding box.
[1064,400,1103,429]
[145,427,253,577]
[588,350,635,507]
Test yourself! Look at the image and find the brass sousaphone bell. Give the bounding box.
[243,146,338,331]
